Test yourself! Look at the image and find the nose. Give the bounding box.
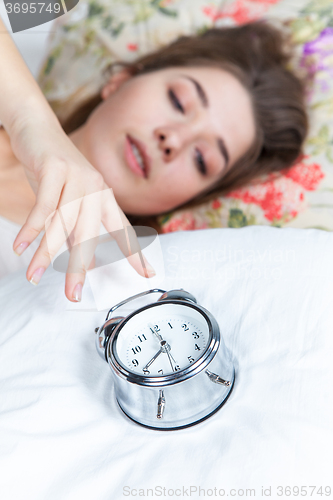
[154,126,191,162]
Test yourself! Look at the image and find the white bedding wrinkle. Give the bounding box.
[0,226,332,500]
[0,216,43,280]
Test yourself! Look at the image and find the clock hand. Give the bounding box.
[160,340,177,366]
[168,351,177,364]
[147,323,178,371]
[148,322,163,342]
[143,348,163,371]
[165,348,175,373]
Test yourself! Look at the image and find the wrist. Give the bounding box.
[7,93,61,139]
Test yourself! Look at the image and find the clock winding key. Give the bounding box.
[205,369,231,387]
[157,390,166,419]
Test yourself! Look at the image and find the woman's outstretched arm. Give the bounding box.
[0,16,155,302]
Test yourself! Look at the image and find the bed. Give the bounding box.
[0,226,332,499]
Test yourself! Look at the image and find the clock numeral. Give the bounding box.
[188,356,195,363]
[174,365,181,371]
[131,345,141,355]
[158,369,164,375]
[168,322,173,329]
[137,334,147,342]
[181,324,189,331]
[132,359,139,367]
[192,332,199,339]
[143,368,150,375]
[150,325,160,333]
[194,344,201,351]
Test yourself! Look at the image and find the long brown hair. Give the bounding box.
[61,20,309,233]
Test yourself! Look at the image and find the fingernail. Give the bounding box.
[29,267,45,285]
[72,283,82,302]
[14,242,29,256]
[143,257,156,278]
[144,266,156,278]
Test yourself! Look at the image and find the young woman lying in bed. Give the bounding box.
[0,21,308,298]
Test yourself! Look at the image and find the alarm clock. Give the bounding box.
[95,289,235,430]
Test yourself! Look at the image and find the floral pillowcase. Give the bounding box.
[38,0,333,232]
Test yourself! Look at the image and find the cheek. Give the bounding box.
[111,79,179,129]
[110,85,155,120]
[155,160,203,201]
[84,106,113,146]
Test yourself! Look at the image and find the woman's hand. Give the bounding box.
[0,17,154,301]
[11,116,155,302]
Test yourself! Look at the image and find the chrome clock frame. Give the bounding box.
[95,289,235,430]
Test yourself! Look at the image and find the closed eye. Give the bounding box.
[168,89,207,175]
[168,89,185,114]
[195,149,207,176]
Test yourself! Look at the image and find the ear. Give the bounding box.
[101,69,132,100]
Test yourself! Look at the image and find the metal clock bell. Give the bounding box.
[95,289,235,430]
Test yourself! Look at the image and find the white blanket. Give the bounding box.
[0,226,332,500]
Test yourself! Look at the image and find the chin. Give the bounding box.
[125,203,175,217]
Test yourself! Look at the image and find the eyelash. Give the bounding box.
[195,149,207,176]
[168,89,207,176]
[168,89,184,113]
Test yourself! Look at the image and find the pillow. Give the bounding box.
[0,226,332,499]
[157,1,333,232]
[37,0,333,231]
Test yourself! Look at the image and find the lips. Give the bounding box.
[125,135,150,179]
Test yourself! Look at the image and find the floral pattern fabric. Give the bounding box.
[37,0,333,232]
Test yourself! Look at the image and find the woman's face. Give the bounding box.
[70,66,256,216]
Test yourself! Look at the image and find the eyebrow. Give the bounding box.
[182,75,230,169]
[184,76,209,107]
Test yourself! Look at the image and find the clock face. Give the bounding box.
[113,303,211,377]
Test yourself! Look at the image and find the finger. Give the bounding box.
[101,186,156,278]
[88,255,96,270]
[13,167,65,255]
[64,190,102,302]
[26,186,83,286]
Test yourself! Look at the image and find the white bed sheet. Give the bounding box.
[0,226,332,500]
